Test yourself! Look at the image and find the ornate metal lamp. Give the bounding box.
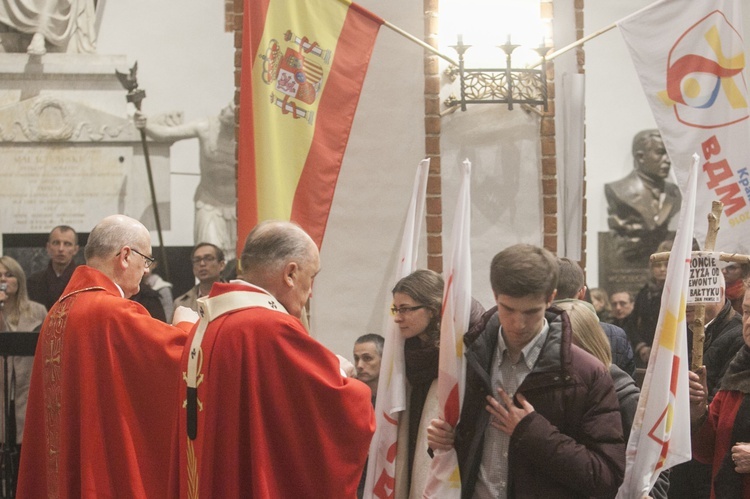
[444,35,550,112]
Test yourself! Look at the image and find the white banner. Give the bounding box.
[423,159,472,498]
[616,155,697,498]
[619,0,750,255]
[559,73,586,260]
[363,158,429,498]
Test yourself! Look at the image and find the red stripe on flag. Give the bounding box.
[237,0,272,254]
[669,354,680,396]
[445,384,460,427]
[289,6,382,248]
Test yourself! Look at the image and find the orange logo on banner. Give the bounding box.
[660,11,748,129]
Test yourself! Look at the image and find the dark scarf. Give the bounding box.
[403,335,439,487]
[714,345,750,497]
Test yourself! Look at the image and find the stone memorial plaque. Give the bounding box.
[599,231,650,296]
[0,145,136,232]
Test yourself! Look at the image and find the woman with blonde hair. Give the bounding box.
[0,255,47,488]
[555,300,669,498]
[557,301,612,367]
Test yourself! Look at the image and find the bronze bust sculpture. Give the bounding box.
[604,130,682,261]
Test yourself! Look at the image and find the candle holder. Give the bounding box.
[444,35,550,111]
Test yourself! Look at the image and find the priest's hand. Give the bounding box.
[336,355,356,378]
[427,418,455,450]
[173,306,199,326]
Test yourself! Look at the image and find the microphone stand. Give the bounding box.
[0,309,14,499]
[0,350,13,498]
[0,332,39,499]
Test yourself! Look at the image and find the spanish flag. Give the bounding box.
[238,0,383,248]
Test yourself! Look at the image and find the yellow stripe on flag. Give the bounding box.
[251,0,349,221]
[657,311,678,349]
[658,294,686,350]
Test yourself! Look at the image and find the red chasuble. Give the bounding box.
[170,281,375,498]
[17,266,191,499]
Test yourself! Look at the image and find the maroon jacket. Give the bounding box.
[455,307,625,498]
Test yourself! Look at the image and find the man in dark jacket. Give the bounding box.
[27,225,80,310]
[668,281,744,499]
[428,244,625,498]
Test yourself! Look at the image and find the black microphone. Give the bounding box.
[0,282,6,310]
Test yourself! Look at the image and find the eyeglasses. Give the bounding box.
[390,305,425,316]
[115,248,155,268]
[611,301,631,307]
[131,248,155,268]
[192,255,218,265]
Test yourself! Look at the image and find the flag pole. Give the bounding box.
[649,201,750,369]
[380,0,668,69]
[544,0,660,64]
[529,0,667,67]
[382,20,459,67]
[545,23,616,62]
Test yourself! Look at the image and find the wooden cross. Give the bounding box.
[650,201,750,370]
[651,201,750,371]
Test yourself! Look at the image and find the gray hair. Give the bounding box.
[355,334,385,356]
[240,220,315,279]
[84,215,147,262]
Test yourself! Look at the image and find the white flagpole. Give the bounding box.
[363,158,430,499]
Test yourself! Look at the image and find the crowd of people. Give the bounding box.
[0,215,748,498]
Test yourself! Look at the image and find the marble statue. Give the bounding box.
[135,103,238,261]
[0,0,97,55]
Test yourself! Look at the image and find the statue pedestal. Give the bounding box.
[598,232,650,296]
[0,53,174,235]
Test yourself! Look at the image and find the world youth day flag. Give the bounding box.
[618,0,750,255]
[238,0,383,249]
[616,156,698,498]
[364,159,430,499]
[423,159,472,499]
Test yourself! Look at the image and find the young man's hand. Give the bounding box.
[486,389,534,435]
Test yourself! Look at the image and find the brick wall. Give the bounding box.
[424,0,442,272]
[541,0,557,254]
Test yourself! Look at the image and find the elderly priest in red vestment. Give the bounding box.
[17,215,195,498]
[169,220,375,498]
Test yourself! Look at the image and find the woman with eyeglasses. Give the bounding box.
[388,269,444,498]
[0,255,47,490]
